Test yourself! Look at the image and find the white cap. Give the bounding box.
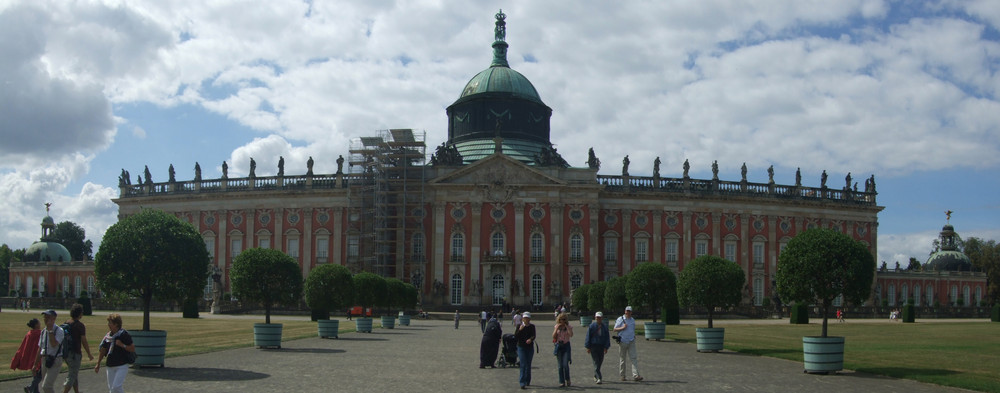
[522,312,531,319]
[625,306,633,312]
[595,311,603,318]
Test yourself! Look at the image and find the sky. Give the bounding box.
[1,0,998,266]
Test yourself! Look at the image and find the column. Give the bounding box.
[514,202,525,299]
[303,208,313,277]
[470,202,483,304]
[433,202,447,296]
[589,204,600,282]
[711,212,721,255]
[550,203,564,298]
[332,209,344,265]
[621,209,632,274]
[652,212,661,264]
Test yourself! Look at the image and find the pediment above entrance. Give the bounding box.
[429,153,567,186]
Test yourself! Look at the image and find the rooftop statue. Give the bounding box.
[622,155,630,176]
[795,167,801,186]
[195,162,202,181]
[222,161,229,179]
[587,147,601,170]
[249,157,257,178]
[307,156,314,176]
[654,157,661,178]
[767,165,774,183]
[277,156,284,177]
[682,159,689,178]
[869,175,876,193]
[337,155,345,174]
[118,169,127,187]
[821,170,828,188]
[740,162,747,182]
[168,164,176,183]
[144,166,152,185]
[712,160,719,180]
[845,172,852,190]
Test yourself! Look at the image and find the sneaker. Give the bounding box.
[634,376,644,381]
[596,379,602,384]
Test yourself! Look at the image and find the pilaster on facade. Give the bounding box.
[303,208,313,277]
[589,204,600,283]
[514,202,525,293]
[274,208,284,261]
[433,202,447,287]
[621,209,632,274]
[332,209,344,265]
[711,213,721,255]
[740,214,749,273]
[470,202,483,297]
[550,203,564,296]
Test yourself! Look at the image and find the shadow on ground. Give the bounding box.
[261,348,345,354]
[132,367,269,382]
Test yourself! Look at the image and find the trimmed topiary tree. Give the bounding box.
[571,284,591,315]
[588,281,607,313]
[625,262,676,323]
[304,264,354,321]
[677,255,745,328]
[182,297,200,319]
[992,304,999,322]
[776,228,875,337]
[353,272,387,316]
[790,302,809,324]
[603,276,627,315]
[230,248,303,324]
[95,208,210,331]
[383,278,408,315]
[77,291,92,316]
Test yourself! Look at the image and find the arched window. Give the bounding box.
[901,284,909,305]
[926,285,933,306]
[74,276,82,297]
[62,276,70,296]
[633,238,647,262]
[950,285,958,305]
[450,274,463,305]
[492,274,505,305]
[15,276,21,295]
[531,274,543,306]
[833,293,843,307]
[412,233,425,261]
[87,276,95,295]
[963,285,971,306]
[491,232,505,255]
[976,287,983,306]
[38,276,45,296]
[570,234,583,262]
[570,273,582,290]
[451,233,465,262]
[913,285,921,306]
[26,277,33,297]
[530,233,544,263]
[888,283,896,306]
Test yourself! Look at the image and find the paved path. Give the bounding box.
[1,318,971,392]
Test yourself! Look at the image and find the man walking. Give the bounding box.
[35,309,64,393]
[613,306,643,382]
[63,304,94,393]
[584,311,611,384]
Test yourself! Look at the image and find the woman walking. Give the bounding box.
[94,314,135,393]
[552,312,574,387]
[10,318,42,393]
[479,317,503,368]
[514,312,536,389]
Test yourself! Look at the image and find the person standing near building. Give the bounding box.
[35,310,64,393]
[62,304,94,393]
[10,318,42,393]
[613,306,643,382]
[454,310,460,329]
[480,310,488,332]
[95,313,135,393]
[512,310,522,327]
[514,312,536,389]
[584,311,611,384]
[552,312,574,387]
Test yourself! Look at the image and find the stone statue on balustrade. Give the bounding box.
[249,157,256,178]
[622,155,630,176]
[587,147,601,170]
[795,167,801,186]
[337,155,345,174]
[712,160,719,180]
[767,165,774,184]
[222,161,229,179]
[118,169,128,187]
[195,162,202,181]
[277,156,284,177]
[168,164,176,183]
[845,172,852,190]
[143,166,152,185]
[740,163,747,182]
[307,156,314,176]
[821,170,828,188]
[653,157,661,178]
[682,159,690,178]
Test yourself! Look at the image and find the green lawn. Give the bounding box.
[658,320,1000,392]
[1,312,355,381]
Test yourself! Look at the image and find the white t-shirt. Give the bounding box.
[38,325,65,356]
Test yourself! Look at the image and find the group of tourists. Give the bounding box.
[477,305,645,389]
[9,304,135,393]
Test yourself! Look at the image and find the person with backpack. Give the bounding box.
[10,318,42,393]
[35,310,64,393]
[94,313,134,393]
[61,304,94,393]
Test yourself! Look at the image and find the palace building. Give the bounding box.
[109,11,884,309]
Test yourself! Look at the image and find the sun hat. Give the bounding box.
[625,306,633,312]
[594,311,603,318]
[522,312,531,319]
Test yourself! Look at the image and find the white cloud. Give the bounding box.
[131,126,147,139]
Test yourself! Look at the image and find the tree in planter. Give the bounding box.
[624,262,676,323]
[383,278,408,315]
[230,248,303,324]
[353,272,386,316]
[94,209,210,331]
[304,264,354,321]
[571,284,591,315]
[588,281,607,313]
[603,277,627,315]
[677,255,745,328]
[776,228,875,338]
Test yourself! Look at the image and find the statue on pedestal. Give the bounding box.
[622,155,630,176]
[222,161,229,179]
[587,147,601,170]
[277,156,284,177]
[682,159,689,178]
[712,160,719,180]
[740,163,747,182]
[168,164,176,183]
[307,156,314,176]
[337,155,345,174]
[249,157,256,178]
[194,162,202,182]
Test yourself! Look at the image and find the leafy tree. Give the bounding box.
[587,281,607,313]
[353,272,386,315]
[95,209,210,331]
[304,264,354,320]
[383,278,409,315]
[603,276,627,315]
[906,257,922,271]
[776,228,875,338]
[570,284,591,314]
[625,262,677,323]
[230,248,303,325]
[401,283,419,312]
[965,237,1000,305]
[0,244,12,294]
[677,255,746,328]
[53,221,93,261]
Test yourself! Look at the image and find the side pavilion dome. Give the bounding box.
[925,223,972,272]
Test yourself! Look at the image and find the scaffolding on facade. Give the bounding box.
[347,129,427,280]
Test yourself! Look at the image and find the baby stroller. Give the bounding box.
[497,333,519,368]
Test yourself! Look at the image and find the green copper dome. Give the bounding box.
[25,241,72,263]
[925,223,972,271]
[458,66,544,105]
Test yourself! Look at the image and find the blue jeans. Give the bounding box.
[590,347,605,381]
[517,345,534,387]
[555,342,571,384]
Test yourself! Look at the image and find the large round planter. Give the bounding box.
[643,322,666,341]
[131,330,167,367]
[318,319,339,339]
[254,323,283,349]
[355,317,373,333]
[802,336,845,374]
[580,316,593,327]
[381,315,396,329]
[695,327,725,352]
[398,314,411,326]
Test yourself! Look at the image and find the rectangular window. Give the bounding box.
[635,239,648,262]
[753,277,764,306]
[231,238,242,258]
[259,238,270,249]
[287,238,299,258]
[531,275,543,305]
[753,243,764,266]
[695,240,708,257]
[724,242,736,262]
[531,234,543,263]
[604,238,617,263]
[347,236,359,257]
[451,235,465,262]
[665,240,678,263]
[450,275,463,305]
[316,238,329,258]
[204,238,215,260]
[412,234,424,259]
[570,235,583,262]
